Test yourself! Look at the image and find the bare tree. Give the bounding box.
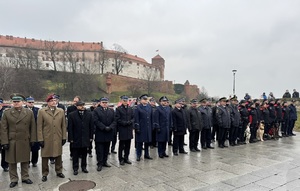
[44,40,60,71]
[0,59,15,97]
[61,43,78,73]
[112,44,127,75]
[197,86,209,100]
[98,48,108,74]
[144,67,159,96]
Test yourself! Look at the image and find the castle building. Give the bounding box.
[0,35,165,81]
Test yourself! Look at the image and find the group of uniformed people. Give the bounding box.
[0,93,298,188]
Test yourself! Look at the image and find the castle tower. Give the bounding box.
[151,54,165,80]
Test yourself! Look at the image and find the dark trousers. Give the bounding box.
[168,130,173,144]
[118,140,131,161]
[189,130,200,150]
[72,147,88,170]
[88,141,93,155]
[1,148,8,169]
[173,135,184,153]
[250,125,257,141]
[218,128,228,146]
[289,120,296,135]
[229,126,238,144]
[69,142,73,157]
[239,122,248,142]
[111,134,117,152]
[30,150,39,165]
[95,142,110,166]
[282,120,289,135]
[136,142,150,157]
[201,129,212,147]
[264,123,270,135]
[212,124,219,141]
[152,129,157,147]
[157,142,167,156]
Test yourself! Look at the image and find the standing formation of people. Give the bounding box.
[0,92,298,188]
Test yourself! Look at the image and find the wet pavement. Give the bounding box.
[1,133,300,191]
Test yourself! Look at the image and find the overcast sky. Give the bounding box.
[1,0,300,99]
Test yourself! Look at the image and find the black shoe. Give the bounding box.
[207,146,214,149]
[124,159,132,164]
[42,176,47,182]
[190,148,196,152]
[111,151,117,154]
[223,144,228,147]
[56,173,65,178]
[136,157,141,161]
[163,153,169,157]
[120,160,125,165]
[9,182,18,188]
[3,167,9,172]
[195,148,201,152]
[50,160,55,164]
[173,153,178,156]
[32,163,37,167]
[82,168,89,173]
[22,179,33,184]
[159,155,164,158]
[144,156,153,160]
[179,151,188,154]
[103,163,111,167]
[73,170,78,175]
[219,145,224,148]
[168,142,173,146]
[97,165,102,171]
[291,133,296,136]
[202,146,207,150]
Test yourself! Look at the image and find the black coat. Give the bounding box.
[115,104,134,141]
[216,106,231,129]
[172,107,187,135]
[282,106,290,121]
[199,106,212,129]
[261,108,270,124]
[289,104,297,120]
[187,106,203,131]
[68,110,93,148]
[292,91,299,98]
[239,106,249,123]
[275,104,283,122]
[153,105,172,142]
[249,108,259,127]
[268,104,276,123]
[134,104,152,142]
[228,104,240,128]
[93,106,116,142]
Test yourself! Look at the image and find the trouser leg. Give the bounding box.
[124,140,131,160]
[20,162,29,181]
[172,135,179,153]
[118,140,125,161]
[103,142,110,164]
[1,149,8,169]
[9,163,18,182]
[136,142,142,157]
[31,150,39,165]
[72,148,79,171]
[80,148,88,169]
[144,142,150,157]
[42,157,49,176]
[55,155,63,174]
[179,135,184,152]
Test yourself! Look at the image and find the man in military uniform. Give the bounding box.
[153,96,172,158]
[248,102,259,143]
[187,99,202,152]
[288,100,297,136]
[37,94,67,182]
[228,96,240,146]
[282,101,290,137]
[216,97,231,148]
[115,95,134,165]
[1,94,37,188]
[150,98,157,148]
[94,97,116,171]
[238,100,249,144]
[25,96,40,167]
[199,98,214,149]
[0,98,9,172]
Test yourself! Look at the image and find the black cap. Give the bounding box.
[120,95,129,100]
[240,100,247,104]
[139,94,148,100]
[253,99,259,103]
[76,101,85,106]
[230,95,238,101]
[91,99,99,103]
[199,98,207,103]
[174,99,182,104]
[219,97,227,102]
[100,97,109,102]
[159,96,169,102]
[149,97,156,102]
[190,99,198,104]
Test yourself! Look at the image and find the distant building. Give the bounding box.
[0,35,165,81]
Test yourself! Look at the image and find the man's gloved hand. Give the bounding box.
[105,126,111,132]
[62,139,66,146]
[39,141,44,148]
[3,144,9,150]
[157,128,161,133]
[135,128,141,134]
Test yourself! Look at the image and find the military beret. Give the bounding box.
[240,100,247,104]
[199,98,207,103]
[100,97,109,102]
[159,96,169,102]
[26,96,35,102]
[76,101,85,106]
[139,94,148,100]
[46,94,56,102]
[219,97,227,102]
[0,98,3,104]
[190,99,198,104]
[10,93,25,101]
[120,95,129,100]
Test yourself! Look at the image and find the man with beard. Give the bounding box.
[228,96,240,146]
[37,94,67,182]
[94,97,116,171]
[216,97,231,148]
[115,95,134,165]
[199,98,214,149]
[187,99,202,152]
[153,96,172,158]
[1,94,36,188]
[172,99,188,155]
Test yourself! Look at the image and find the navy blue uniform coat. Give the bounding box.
[134,104,152,143]
[93,106,116,142]
[153,105,172,142]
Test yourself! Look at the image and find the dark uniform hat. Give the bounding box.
[139,94,148,100]
[240,100,247,104]
[10,93,25,101]
[248,102,254,107]
[190,99,198,104]
[230,95,238,101]
[159,96,169,102]
[219,97,227,102]
[76,101,85,106]
[26,96,35,102]
[174,98,182,104]
[54,94,60,99]
[199,98,207,103]
[253,99,259,103]
[99,97,109,102]
[46,94,56,102]
[120,95,129,100]
[91,99,99,103]
[149,97,156,102]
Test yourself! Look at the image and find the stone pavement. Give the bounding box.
[1,133,300,191]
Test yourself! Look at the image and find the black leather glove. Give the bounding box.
[62,139,66,146]
[39,141,44,148]
[105,126,111,132]
[30,142,35,147]
[135,129,141,134]
[157,128,161,133]
[3,144,9,150]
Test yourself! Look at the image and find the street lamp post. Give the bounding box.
[232,69,237,95]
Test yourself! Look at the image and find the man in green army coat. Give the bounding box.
[1,93,37,188]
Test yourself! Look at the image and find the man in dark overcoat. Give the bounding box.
[216,97,231,148]
[288,100,297,136]
[228,96,240,146]
[25,96,40,167]
[172,99,188,155]
[134,94,153,161]
[0,98,9,172]
[94,97,116,171]
[68,101,93,175]
[153,96,172,158]
[199,98,214,149]
[187,99,202,152]
[115,95,134,165]
[1,93,36,188]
